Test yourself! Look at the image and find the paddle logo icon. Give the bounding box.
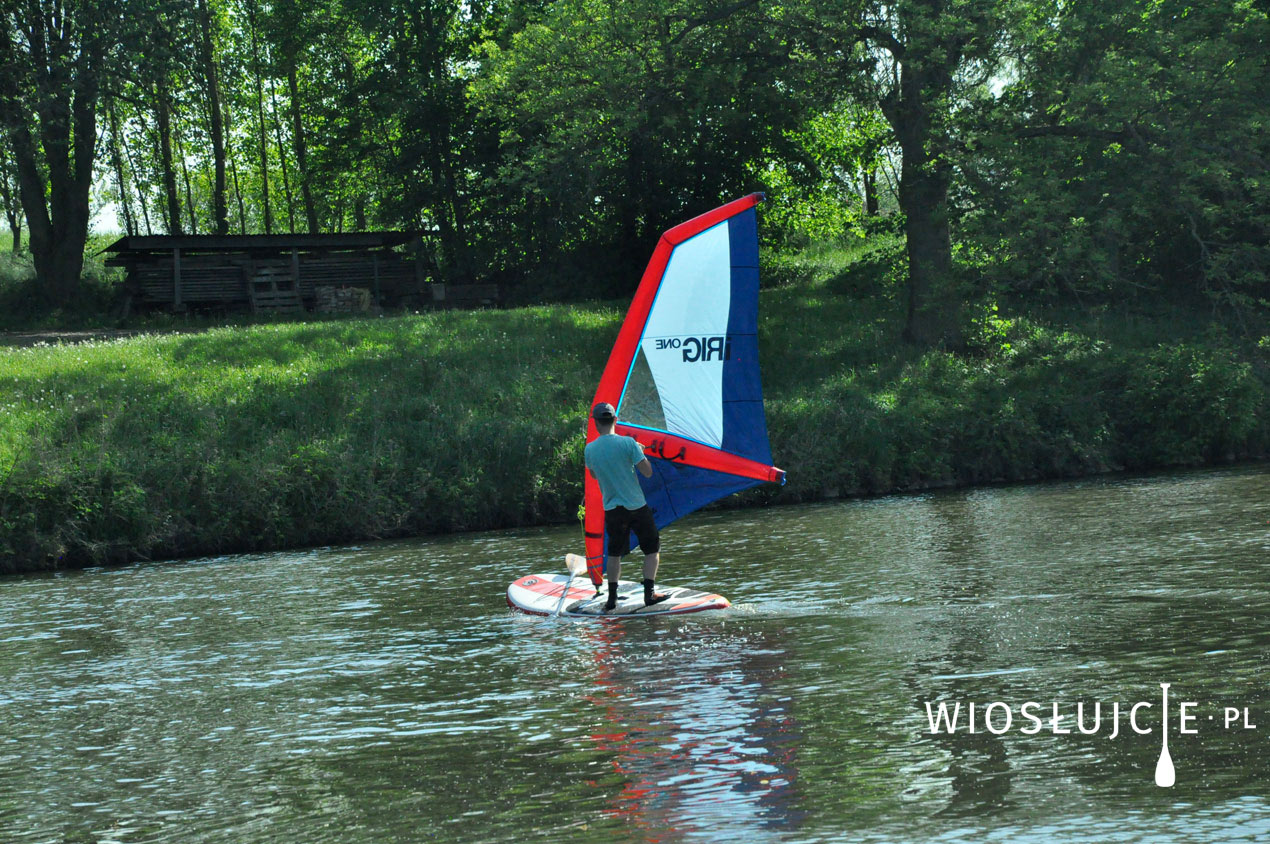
[1155,683,1176,787]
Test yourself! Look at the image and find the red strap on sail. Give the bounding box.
[615,424,784,485]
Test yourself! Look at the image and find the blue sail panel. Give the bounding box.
[614,459,765,554]
[720,207,772,466]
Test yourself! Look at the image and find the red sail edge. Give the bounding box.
[582,194,769,586]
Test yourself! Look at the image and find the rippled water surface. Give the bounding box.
[3,465,1270,842]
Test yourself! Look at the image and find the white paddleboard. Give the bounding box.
[507,573,730,618]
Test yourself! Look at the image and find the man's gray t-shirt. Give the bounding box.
[585,434,647,511]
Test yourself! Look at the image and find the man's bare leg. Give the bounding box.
[642,552,659,582]
[642,552,668,605]
[604,555,622,610]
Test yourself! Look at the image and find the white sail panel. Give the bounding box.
[631,221,732,447]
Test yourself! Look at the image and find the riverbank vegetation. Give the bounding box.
[2,237,1267,573]
[1,1,1267,571]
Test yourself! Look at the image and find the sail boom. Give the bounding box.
[614,423,785,486]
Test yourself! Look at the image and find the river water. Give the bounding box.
[3,465,1270,842]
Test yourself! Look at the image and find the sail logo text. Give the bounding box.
[654,336,734,363]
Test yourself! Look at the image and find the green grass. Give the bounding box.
[0,306,616,570]
[755,236,1269,498]
[2,236,1268,573]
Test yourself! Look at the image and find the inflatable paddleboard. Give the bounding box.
[507,573,730,618]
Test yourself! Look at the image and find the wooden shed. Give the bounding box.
[104,232,441,314]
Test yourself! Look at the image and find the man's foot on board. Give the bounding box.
[605,582,619,612]
[643,579,670,606]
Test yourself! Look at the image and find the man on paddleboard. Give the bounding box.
[584,402,670,611]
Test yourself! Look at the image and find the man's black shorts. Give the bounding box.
[604,505,660,556]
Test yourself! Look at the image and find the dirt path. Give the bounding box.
[0,328,207,348]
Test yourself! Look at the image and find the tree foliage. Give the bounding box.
[475,0,813,295]
[961,0,1270,309]
[0,0,1264,336]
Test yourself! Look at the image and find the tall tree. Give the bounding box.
[757,101,893,244]
[121,105,155,235]
[267,76,296,232]
[286,63,317,233]
[154,74,183,234]
[789,0,1024,347]
[0,0,118,303]
[175,122,199,234]
[0,135,20,250]
[197,0,229,235]
[106,98,136,237]
[245,0,273,233]
[963,0,1270,310]
[268,0,319,232]
[341,0,490,279]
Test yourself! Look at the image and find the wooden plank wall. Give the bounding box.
[124,252,419,309]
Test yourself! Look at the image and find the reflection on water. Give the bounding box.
[578,620,802,839]
[1,464,1269,842]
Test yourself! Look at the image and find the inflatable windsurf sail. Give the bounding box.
[583,194,785,585]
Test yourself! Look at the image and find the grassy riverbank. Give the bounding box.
[2,237,1268,573]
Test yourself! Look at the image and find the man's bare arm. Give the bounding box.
[636,458,653,478]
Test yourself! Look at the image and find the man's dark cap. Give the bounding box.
[592,402,616,421]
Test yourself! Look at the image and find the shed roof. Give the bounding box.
[104,232,417,255]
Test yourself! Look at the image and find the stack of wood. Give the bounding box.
[314,285,372,313]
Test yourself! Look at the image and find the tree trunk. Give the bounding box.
[0,154,21,250]
[9,121,52,267]
[900,160,955,346]
[175,125,198,234]
[863,166,879,216]
[331,195,344,233]
[155,79,183,235]
[197,0,229,235]
[0,16,99,304]
[121,112,153,235]
[222,97,248,233]
[16,126,91,303]
[437,137,470,279]
[230,141,247,234]
[247,0,273,234]
[425,128,463,281]
[107,100,136,237]
[875,10,962,349]
[0,190,20,251]
[287,65,319,234]
[268,78,296,233]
